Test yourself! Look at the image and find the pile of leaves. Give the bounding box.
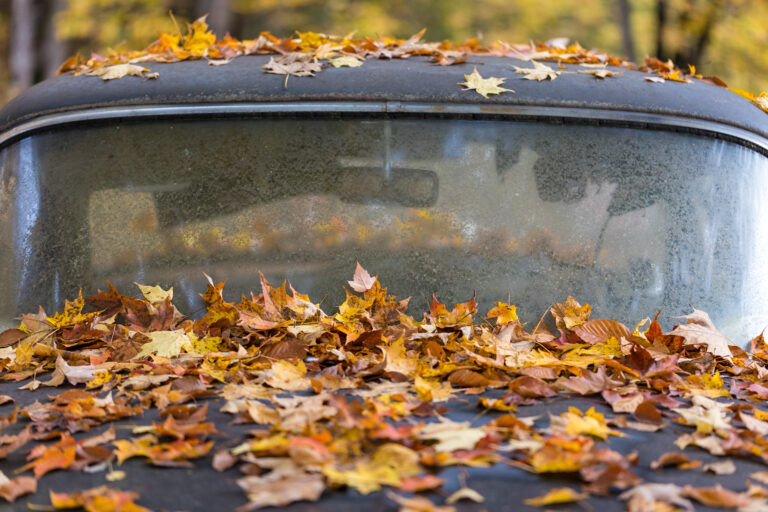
[56,16,768,114]
[2,263,768,510]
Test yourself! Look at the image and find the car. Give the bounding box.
[0,49,767,511]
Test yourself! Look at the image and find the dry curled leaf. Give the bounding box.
[87,63,156,81]
[513,60,560,81]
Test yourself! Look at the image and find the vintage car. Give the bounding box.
[1,55,767,340]
[0,54,767,510]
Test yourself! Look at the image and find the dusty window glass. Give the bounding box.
[1,118,767,341]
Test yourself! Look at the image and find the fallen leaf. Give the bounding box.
[237,472,324,511]
[670,309,732,359]
[330,56,363,68]
[87,63,155,81]
[620,483,694,511]
[0,470,36,502]
[133,330,192,359]
[524,487,588,506]
[348,262,376,292]
[703,459,736,475]
[513,60,560,81]
[387,492,456,512]
[458,67,513,98]
[445,487,484,504]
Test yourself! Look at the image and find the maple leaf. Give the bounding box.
[134,283,173,304]
[182,16,217,57]
[382,337,418,376]
[458,67,513,98]
[323,443,421,494]
[348,262,377,292]
[486,302,518,325]
[662,69,692,83]
[418,418,486,452]
[264,360,311,391]
[44,356,105,387]
[133,330,192,359]
[20,434,76,477]
[551,296,592,330]
[578,64,623,78]
[263,54,323,78]
[87,64,156,81]
[672,395,732,434]
[513,60,560,81]
[670,308,732,359]
[549,407,622,440]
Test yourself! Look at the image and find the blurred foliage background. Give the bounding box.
[1,0,767,105]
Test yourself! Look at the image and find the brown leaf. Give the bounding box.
[635,401,663,424]
[0,471,36,502]
[571,319,631,345]
[703,459,736,475]
[0,329,26,348]
[237,473,324,511]
[670,309,732,359]
[508,376,555,398]
[650,451,699,470]
[682,484,751,508]
[448,369,490,388]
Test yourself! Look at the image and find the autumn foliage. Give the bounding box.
[0,263,768,509]
[56,16,768,114]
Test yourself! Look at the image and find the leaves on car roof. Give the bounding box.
[54,15,768,114]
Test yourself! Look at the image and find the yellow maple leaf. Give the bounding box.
[323,444,421,494]
[266,360,310,391]
[182,16,216,57]
[551,296,591,330]
[414,375,455,402]
[134,282,173,304]
[458,67,513,98]
[487,302,518,325]
[133,330,191,359]
[382,337,418,376]
[551,407,623,440]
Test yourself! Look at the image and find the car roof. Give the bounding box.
[0,55,766,147]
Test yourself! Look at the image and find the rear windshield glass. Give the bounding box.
[1,118,767,340]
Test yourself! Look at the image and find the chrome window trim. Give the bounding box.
[1,101,767,154]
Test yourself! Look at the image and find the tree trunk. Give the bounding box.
[655,0,667,60]
[616,0,635,61]
[42,0,67,78]
[10,0,35,90]
[196,0,233,35]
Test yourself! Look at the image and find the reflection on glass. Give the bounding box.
[0,118,767,343]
